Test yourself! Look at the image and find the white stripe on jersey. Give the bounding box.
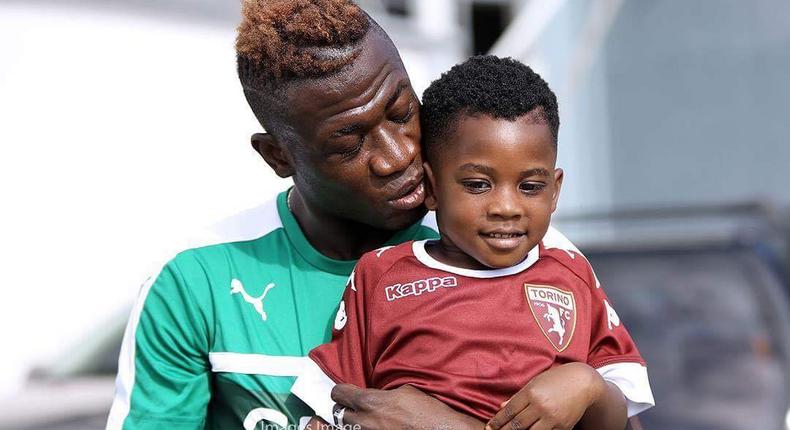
[194,194,284,247]
[412,239,540,279]
[596,362,655,417]
[106,264,165,430]
[209,353,308,376]
[106,195,286,429]
[543,226,601,288]
[420,210,438,232]
[291,359,338,425]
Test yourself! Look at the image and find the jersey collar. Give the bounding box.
[277,189,428,276]
[412,239,540,278]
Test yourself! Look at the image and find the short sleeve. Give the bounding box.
[107,257,212,429]
[291,260,373,424]
[586,266,655,417]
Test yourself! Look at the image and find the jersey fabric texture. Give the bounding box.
[106,190,439,430]
[292,231,655,423]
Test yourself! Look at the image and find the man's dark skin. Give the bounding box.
[252,27,629,430]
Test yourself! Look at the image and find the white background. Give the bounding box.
[0,4,291,396]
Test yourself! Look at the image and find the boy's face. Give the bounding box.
[424,114,563,269]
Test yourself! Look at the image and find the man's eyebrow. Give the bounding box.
[459,163,495,175]
[386,81,409,109]
[332,123,362,136]
[330,80,409,137]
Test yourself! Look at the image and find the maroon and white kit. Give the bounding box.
[292,227,655,423]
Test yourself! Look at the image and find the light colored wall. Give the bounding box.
[604,0,790,208]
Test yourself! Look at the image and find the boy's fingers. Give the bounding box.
[493,407,541,430]
[487,397,530,430]
[524,418,553,430]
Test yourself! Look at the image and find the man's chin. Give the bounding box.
[372,205,428,231]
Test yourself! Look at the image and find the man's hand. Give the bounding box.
[331,384,484,430]
[486,362,619,430]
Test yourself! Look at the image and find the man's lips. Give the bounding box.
[387,181,425,211]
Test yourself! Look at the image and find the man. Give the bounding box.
[107,1,626,429]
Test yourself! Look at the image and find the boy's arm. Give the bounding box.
[578,380,628,430]
[489,257,652,430]
[485,362,624,430]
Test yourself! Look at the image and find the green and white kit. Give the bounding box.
[107,190,438,429]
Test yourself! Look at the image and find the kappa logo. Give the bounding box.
[525,285,577,352]
[231,279,276,321]
[385,276,457,301]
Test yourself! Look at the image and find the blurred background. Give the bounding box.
[1,0,789,429]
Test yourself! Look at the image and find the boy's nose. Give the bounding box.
[487,189,523,219]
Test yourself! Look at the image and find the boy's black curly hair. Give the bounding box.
[420,55,559,162]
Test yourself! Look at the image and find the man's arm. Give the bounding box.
[330,384,484,430]
[106,258,211,430]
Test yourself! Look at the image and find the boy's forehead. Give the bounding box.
[447,114,557,157]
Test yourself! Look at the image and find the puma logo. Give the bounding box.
[231,279,276,321]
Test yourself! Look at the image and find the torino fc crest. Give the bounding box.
[525,285,576,352]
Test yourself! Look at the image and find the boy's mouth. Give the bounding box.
[481,232,524,239]
[479,230,527,251]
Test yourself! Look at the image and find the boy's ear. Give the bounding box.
[551,168,564,212]
[251,132,295,178]
[423,162,439,211]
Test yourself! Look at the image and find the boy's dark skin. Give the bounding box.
[424,114,627,430]
[265,24,627,430]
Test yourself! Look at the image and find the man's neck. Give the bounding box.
[288,188,400,261]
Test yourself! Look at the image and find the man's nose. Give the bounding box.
[368,127,418,177]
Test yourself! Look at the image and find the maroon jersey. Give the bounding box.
[292,227,654,423]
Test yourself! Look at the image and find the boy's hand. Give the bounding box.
[485,362,606,430]
[331,383,484,430]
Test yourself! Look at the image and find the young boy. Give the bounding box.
[292,56,654,429]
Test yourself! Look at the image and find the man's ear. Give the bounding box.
[423,162,439,211]
[251,132,295,178]
[551,168,564,213]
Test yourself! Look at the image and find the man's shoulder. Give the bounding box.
[175,194,286,260]
[193,195,284,248]
[419,211,439,234]
[143,195,287,294]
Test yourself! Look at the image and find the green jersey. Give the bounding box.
[107,190,438,430]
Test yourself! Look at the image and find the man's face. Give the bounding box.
[425,114,563,269]
[282,30,425,230]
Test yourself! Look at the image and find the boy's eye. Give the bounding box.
[461,179,491,193]
[519,182,545,195]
